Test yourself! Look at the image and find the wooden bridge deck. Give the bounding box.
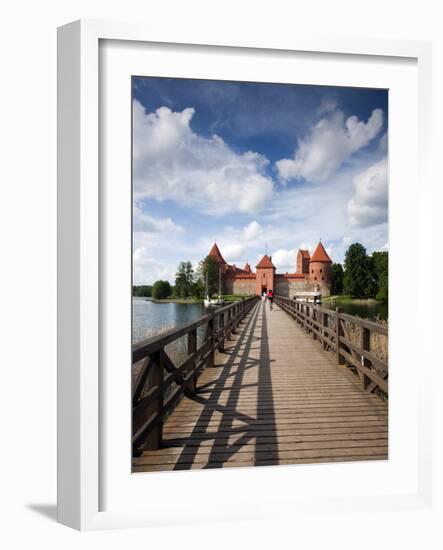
[133,300,388,472]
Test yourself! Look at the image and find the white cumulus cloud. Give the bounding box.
[276,108,384,182]
[243,220,262,240]
[133,247,177,285]
[271,248,299,271]
[347,158,388,228]
[133,101,274,215]
[133,204,183,234]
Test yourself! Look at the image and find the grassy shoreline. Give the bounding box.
[150,298,202,304]
[323,295,383,305]
[136,294,252,304]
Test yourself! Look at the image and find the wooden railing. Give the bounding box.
[274,296,388,396]
[132,296,260,455]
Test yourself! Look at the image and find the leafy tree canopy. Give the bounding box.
[330,263,344,295]
[175,261,194,298]
[372,251,388,302]
[132,285,153,297]
[152,280,172,299]
[196,255,220,297]
[343,243,377,298]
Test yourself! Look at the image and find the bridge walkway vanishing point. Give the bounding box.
[133,300,388,472]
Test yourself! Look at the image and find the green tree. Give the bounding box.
[197,255,219,297]
[152,280,172,299]
[372,251,388,302]
[190,277,205,299]
[330,263,344,295]
[175,261,194,298]
[132,285,152,297]
[343,243,376,298]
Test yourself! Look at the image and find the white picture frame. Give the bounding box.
[57,19,435,532]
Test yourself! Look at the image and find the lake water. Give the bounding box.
[322,300,388,321]
[132,296,388,344]
[133,297,205,343]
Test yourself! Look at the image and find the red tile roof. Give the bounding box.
[300,249,310,258]
[256,255,275,269]
[310,241,332,263]
[208,243,226,264]
[232,274,256,279]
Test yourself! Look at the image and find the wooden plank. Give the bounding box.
[132,299,388,470]
[133,454,388,472]
[135,445,388,467]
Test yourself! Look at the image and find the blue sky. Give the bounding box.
[132,77,388,285]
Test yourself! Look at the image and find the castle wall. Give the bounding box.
[275,278,331,298]
[223,278,234,295]
[318,282,331,297]
[308,261,332,286]
[225,269,331,297]
[232,279,256,296]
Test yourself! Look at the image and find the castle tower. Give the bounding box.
[296,249,310,274]
[243,262,252,273]
[208,242,227,266]
[255,255,276,296]
[308,241,332,286]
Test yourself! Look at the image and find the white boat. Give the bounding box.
[204,296,224,307]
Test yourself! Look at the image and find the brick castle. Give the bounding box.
[207,241,333,298]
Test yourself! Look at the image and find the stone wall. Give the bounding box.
[275,278,331,298]
[232,278,256,296]
[225,274,331,297]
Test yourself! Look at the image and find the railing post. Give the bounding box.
[206,315,215,369]
[360,326,371,389]
[227,308,232,339]
[187,328,197,392]
[232,303,238,334]
[336,308,345,365]
[219,312,225,352]
[323,312,328,350]
[143,349,164,450]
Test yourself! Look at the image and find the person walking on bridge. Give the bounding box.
[267,289,274,310]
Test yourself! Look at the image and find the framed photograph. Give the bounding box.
[58,20,433,531]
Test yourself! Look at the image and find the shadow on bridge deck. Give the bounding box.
[133,301,388,472]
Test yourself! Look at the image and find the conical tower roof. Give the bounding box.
[310,241,332,263]
[256,255,275,269]
[208,242,226,264]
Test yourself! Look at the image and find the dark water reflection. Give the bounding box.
[322,300,388,321]
[133,297,206,343]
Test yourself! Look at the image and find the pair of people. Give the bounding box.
[262,289,274,309]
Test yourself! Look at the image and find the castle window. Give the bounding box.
[311,270,314,274]
[322,277,324,280]
[314,277,317,281]
[320,269,322,273]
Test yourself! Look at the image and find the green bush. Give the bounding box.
[152,280,172,299]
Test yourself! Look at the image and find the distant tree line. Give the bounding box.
[132,255,220,301]
[330,243,388,302]
[174,256,220,299]
[132,285,153,297]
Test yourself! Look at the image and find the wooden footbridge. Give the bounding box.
[132,296,388,472]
